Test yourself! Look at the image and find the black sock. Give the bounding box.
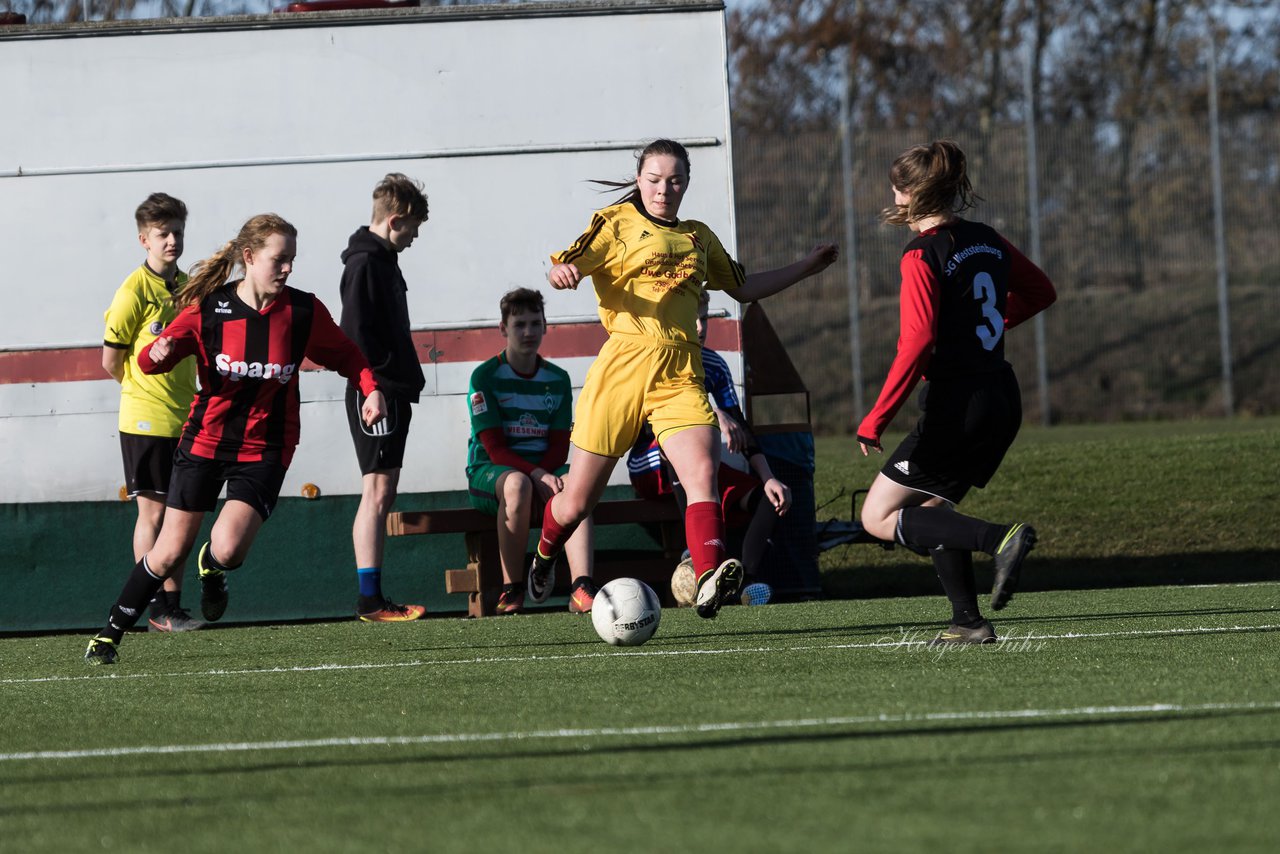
[740,490,780,579]
[898,506,1007,554]
[357,594,386,611]
[165,590,183,612]
[148,592,166,619]
[931,548,983,626]
[101,558,165,643]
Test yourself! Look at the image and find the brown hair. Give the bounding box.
[500,287,546,324]
[881,140,982,226]
[134,192,187,230]
[592,138,692,207]
[372,173,429,223]
[176,214,297,309]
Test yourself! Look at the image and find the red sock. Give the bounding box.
[684,500,725,580]
[537,494,579,559]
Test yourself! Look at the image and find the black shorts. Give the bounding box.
[166,447,287,520]
[346,386,413,475]
[120,432,180,497]
[883,366,1022,505]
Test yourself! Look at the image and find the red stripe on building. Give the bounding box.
[3,319,742,384]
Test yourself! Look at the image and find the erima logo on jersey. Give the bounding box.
[214,353,296,384]
[895,460,911,475]
[215,300,233,315]
[149,321,163,335]
[471,392,488,415]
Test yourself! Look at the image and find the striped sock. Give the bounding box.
[102,557,165,643]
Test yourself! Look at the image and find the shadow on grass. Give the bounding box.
[7,707,1280,810]
[820,550,1280,601]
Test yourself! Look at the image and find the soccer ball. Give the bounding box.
[670,554,697,608]
[591,578,662,646]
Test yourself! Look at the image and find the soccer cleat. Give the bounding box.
[357,599,426,623]
[991,523,1037,611]
[148,607,206,633]
[526,550,556,604]
[739,581,773,607]
[928,619,997,647]
[568,579,599,614]
[495,586,525,615]
[695,558,744,619]
[84,636,118,666]
[197,543,228,622]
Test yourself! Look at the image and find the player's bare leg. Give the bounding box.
[353,468,425,622]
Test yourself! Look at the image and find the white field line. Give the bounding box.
[4,621,1279,688]
[3,700,1279,763]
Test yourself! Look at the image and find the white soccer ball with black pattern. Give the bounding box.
[591,577,662,646]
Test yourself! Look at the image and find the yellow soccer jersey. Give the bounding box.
[103,265,197,437]
[552,200,746,346]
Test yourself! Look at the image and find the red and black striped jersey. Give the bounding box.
[858,220,1056,442]
[139,282,377,466]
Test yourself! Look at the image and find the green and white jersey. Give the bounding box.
[466,352,572,473]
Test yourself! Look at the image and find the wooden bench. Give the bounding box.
[386,499,684,617]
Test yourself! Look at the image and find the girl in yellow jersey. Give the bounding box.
[532,139,838,618]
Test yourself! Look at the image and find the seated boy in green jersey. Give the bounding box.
[101,192,202,632]
[466,288,597,614]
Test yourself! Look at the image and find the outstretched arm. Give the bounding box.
[731,243,838,303]
[137,308,200,374]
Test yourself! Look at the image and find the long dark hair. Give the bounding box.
[881,139,982,226]
[591,138,692,206]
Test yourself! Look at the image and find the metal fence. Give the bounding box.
[731,110,1280,435]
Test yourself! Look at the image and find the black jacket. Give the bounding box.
[338,226,426,402]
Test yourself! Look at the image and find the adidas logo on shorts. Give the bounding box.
[894,460,911,475]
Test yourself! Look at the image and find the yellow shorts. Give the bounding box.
[571,333,717,458]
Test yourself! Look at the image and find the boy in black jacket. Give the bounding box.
[339,173,430,621]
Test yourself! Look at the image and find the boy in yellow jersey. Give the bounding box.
[535,139,838,619]
[102,193,203,631]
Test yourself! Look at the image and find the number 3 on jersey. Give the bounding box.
[973,271,1005,351]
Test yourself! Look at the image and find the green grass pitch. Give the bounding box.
[2,417,1277,852]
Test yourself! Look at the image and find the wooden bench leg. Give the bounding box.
[465,530,503,618]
